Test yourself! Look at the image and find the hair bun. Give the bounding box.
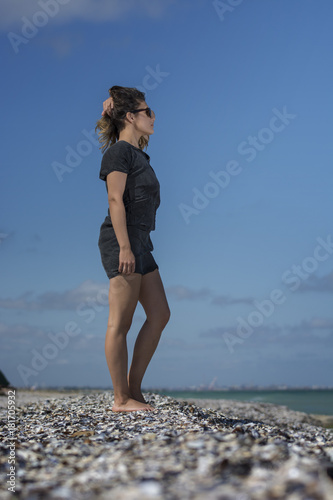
[109,85,122,96]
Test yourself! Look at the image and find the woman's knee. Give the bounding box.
[107,317,133,335]
[164,305,171,326]
[147,305,170,329]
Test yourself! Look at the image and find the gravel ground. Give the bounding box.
[0,388,101,408]
[1,389,332,429]
[1,389,333,499]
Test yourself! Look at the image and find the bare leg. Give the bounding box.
[128,269,170,403]
[105,273,154,412]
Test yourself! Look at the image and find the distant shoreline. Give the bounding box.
[174,396,333,430]
[1,388,332,429]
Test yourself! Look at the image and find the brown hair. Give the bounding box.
[95,85,149,153]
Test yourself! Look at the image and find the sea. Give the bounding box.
[151,389,333,417]
[38,387,333,417]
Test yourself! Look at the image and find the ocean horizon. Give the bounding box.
[153,389,333,417]
[19,387,333,417]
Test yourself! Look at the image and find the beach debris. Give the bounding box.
[0,370,16,397]
[0,391,332,499]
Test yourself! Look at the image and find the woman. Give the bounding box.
[95,86,170,413]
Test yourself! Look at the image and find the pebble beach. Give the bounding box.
[1,389,333,499]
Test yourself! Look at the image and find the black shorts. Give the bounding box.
[98,221,158,280]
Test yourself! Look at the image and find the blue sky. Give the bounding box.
[1,0,332,390]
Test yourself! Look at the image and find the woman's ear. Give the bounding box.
[125,111,135,123]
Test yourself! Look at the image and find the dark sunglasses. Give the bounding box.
[130,107,154,118]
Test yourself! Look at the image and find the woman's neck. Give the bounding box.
[118,131,140,149]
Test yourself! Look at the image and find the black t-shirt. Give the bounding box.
[99,140,160,231]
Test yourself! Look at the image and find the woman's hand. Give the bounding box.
[119,247,136,275]
[102,97,114,117]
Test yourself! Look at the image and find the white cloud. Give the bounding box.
[0,0,176,31]
[298,271,333,293]
[0,280,108,311]
[211,294,254,307]
[35,33,83,57]
[166,284,254,307]
[166,285,212,301]
[0,280,255,312]
[0,322,46,350]
[200,317,333,346]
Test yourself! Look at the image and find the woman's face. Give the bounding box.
[131,101,155,136]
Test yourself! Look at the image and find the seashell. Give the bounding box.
[1,390,333,499]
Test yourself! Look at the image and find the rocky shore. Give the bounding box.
[1,390,333,499]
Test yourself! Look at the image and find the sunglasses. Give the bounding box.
[130,107,154,118]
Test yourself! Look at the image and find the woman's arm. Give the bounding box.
[107,171,135,275]
[102,97,114,117]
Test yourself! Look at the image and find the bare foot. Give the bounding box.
[112,397,154,412]
[129,389,146,404]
